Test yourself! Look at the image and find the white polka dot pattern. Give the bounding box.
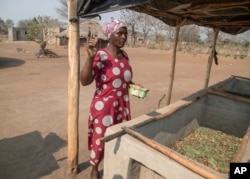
[112,67,120,75]
[124,70,132,82]
[88,48,132,166]
[102,115,113,127]
[95,101,104,111]
[112,78,122,88]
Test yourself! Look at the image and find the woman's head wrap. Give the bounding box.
[102,18,127,38]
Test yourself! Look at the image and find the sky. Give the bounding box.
[0,0,120,26]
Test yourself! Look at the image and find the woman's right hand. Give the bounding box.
[87,36,97,59]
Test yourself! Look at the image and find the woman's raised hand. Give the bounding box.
[87,33,97,59]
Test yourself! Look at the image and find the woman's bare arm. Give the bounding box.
[80,37,97,86]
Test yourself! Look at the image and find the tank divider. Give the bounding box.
[208,88,250,103]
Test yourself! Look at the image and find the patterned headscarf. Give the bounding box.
[102,18,127,38]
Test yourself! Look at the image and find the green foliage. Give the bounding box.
[243,41,250,48]
[25,15,61,43]
[26,17,42,41]
[179,25,201,43]
[0,17,7,34]
[5,19,14,27]
[17,19,31,28]
[146,42,158,49]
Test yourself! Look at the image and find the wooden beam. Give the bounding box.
[166,24,181,105]
[190,1,250,11]
[232,75,250,80]
[67,0,80,174]
[208,89,250,104]
[204,29,219,88]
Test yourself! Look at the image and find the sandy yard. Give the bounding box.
[0,41,249,179]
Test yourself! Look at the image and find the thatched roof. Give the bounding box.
[77,0,250,35]
[58,20,107,40]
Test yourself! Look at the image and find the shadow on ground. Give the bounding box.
[0,131,66,179]
[0,57,25,69]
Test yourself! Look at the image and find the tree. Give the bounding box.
[0,17,7,34]
[120,10,140,47]
[17,19,32,28]
[26,15,61,57]
[120,10,173,47]
[150,18,168,43]
[136,13,154,43]
[5,19,14,27]
[179,25,201,43]
[56,0,68,19]
[164,25,175,41]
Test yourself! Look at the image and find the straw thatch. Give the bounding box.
[58,20,107,40]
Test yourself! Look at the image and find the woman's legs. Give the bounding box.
[91,164,99,179]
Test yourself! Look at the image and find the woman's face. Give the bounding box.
[110,27,127,48]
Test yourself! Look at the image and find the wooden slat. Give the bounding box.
[208,90,250,104]
[232,127,250,162]
[232,75,250,81]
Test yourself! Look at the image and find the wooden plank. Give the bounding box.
[208,90,250,104]
[232,127,250,162]
[211,87,250,98]
[232,75,250,81]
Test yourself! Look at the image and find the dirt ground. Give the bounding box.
[0,41,249,179]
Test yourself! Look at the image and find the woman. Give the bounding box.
[80,18,135,179]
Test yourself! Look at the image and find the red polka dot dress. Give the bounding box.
[88,48,133,166]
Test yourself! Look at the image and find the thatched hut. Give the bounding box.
[58,19,108,48]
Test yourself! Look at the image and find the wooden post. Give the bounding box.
[67,0,80,174]
[166,25,180,105]
[204,29,219,88]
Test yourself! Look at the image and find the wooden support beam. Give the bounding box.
[166,23,181,105]
[204,28,219,88]
[67,0,80,174]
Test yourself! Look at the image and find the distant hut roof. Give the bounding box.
[58,20,107,40]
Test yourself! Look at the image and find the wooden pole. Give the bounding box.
[204,29,219,88]
[122,126,223,179]
[166,25,180,105]
[67,0,80,174]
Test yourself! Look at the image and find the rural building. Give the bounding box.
[57,20,108,48]
[8,27,27,41]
